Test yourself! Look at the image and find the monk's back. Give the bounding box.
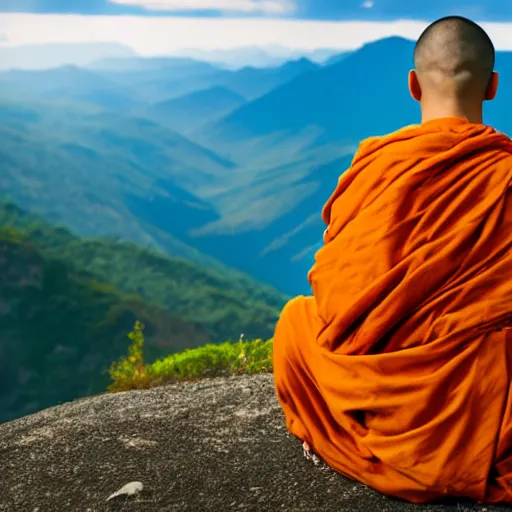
[274,117,512,504]
[308,117,512,355]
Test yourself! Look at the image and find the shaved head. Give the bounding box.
[413,16,495,100]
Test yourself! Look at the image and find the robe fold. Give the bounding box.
[273,117,512,504]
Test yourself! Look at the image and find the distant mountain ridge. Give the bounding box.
[171,45,344,68]
[90,55,219,72]
[0,42,136,70]
[199,37,418,150]
[0,65,140,110]
[147,86,247,133]
[1,37,511,295]
[0,56,321,108]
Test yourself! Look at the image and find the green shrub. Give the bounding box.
[108,321,273,392]
[108,320,153,391]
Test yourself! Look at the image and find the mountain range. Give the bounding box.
[0,41,342,71]
[1,36,512,297]
[96,56,320,102]
[0,42,136,70]
[169,45,344,68]
[147,86,247,133]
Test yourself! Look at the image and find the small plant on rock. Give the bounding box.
[108,320,152,391]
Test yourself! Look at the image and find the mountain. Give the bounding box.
[0,92,326,295]
[97,57,319,103]
[197,37,419,157]
[90,56,220,76]
[323,51,353,66]
[200,37,512,155]
[94,48,330,73]
[93,62,226,104]
[179,150,355,293]
[90,57,225,104]
[219,58,320,100]
[0,224,208,423]
[0,98,240,269]
[0,93,332,293]
[0,65,140,110]
[90,56,225,96]
[0,42,136,70]
[0,56,319,114]
[174,45,345,68]
[0,201,286,422]
[146,86,247,133]
[175,46,289,69]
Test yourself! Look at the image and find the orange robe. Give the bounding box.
[273,117,512,504]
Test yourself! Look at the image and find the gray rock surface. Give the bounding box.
[0,374,509,511]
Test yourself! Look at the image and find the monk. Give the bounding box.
[273,15,512,505]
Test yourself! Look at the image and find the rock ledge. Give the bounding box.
[0,374,507,511]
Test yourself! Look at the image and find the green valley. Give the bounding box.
[0,201,286,422]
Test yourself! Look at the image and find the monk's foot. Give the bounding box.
[302,441,321,466]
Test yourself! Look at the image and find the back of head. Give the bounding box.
[413,16,495,101]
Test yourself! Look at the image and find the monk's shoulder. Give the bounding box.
[353,124,423,161]
[495,149,512,179]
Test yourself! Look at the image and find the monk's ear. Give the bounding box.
[485,72,499,101]
[408,70,422,102]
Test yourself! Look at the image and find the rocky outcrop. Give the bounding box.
[0,374,508,511]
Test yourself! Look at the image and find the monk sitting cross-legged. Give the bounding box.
[273,15,512,505]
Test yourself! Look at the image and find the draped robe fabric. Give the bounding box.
[273,117,512,504]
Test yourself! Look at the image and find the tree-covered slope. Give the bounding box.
[0,202,287,422]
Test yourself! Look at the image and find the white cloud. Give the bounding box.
[1,13,512,56]
[361,0,374,8]
[109,0,296,14]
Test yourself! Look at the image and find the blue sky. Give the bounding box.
[0,0,510,21]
